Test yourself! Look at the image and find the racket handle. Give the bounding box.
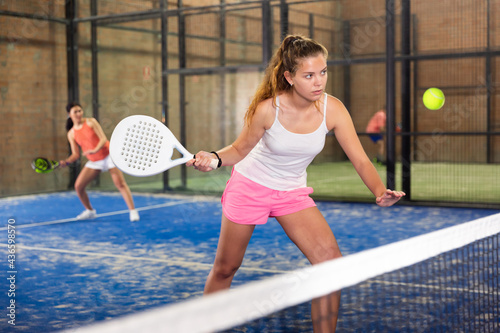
[192,155,220,170]
[209,158,219,170]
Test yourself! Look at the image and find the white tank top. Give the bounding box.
[234,93,329,191]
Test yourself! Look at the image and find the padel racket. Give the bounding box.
[31,157,60,174]
[109,115,218,177]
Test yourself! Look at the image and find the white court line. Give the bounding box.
[6,244,496,295]
[0,195,290,274]
[367,279,500,296]
[0,244,288,275]
[0,199,194,231]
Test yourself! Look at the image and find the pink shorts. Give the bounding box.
[221,170,316,225]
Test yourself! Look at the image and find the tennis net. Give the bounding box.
[67,213,500,333]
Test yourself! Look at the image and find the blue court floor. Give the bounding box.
[0,191,497,332]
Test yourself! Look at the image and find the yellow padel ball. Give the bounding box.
[423,88,445,110]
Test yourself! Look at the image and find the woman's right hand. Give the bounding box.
[187,151,217,172]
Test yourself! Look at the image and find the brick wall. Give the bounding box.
[0,1,69,197]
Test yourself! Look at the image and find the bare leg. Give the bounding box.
[204,214,255,294]
[311,293,341,333]
[109,167,135,210]
[276,207,342,332]
[74,167,101,210]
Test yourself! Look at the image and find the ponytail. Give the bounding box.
[66,118,74,132]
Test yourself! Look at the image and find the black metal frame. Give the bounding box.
[160,0,170,190]
[401,0,412,199]
[385,0,396,190]
[65,0,80,188]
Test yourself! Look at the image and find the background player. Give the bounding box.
[60,102,140,222]
[366,107,387,165]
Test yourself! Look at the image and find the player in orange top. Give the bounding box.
[366,107,401,165]
[366,108,387,165]
[60,102,140,222]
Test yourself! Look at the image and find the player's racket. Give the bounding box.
[109,115,218,177]
[31,157,60,174]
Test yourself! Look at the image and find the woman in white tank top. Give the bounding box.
[188,35,405,332]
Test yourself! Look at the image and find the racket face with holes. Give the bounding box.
[109,115,194,177]
[31,157,59,174]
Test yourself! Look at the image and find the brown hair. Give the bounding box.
[244,35,328,126]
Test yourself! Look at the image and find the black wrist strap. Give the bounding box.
[211,151,222,168]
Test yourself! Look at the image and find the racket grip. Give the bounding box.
[209,159,219,170]
[192,155,220,170]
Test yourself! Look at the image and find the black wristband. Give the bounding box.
[211,151,222,168]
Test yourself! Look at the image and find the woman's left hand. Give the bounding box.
[376,189,406,207]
